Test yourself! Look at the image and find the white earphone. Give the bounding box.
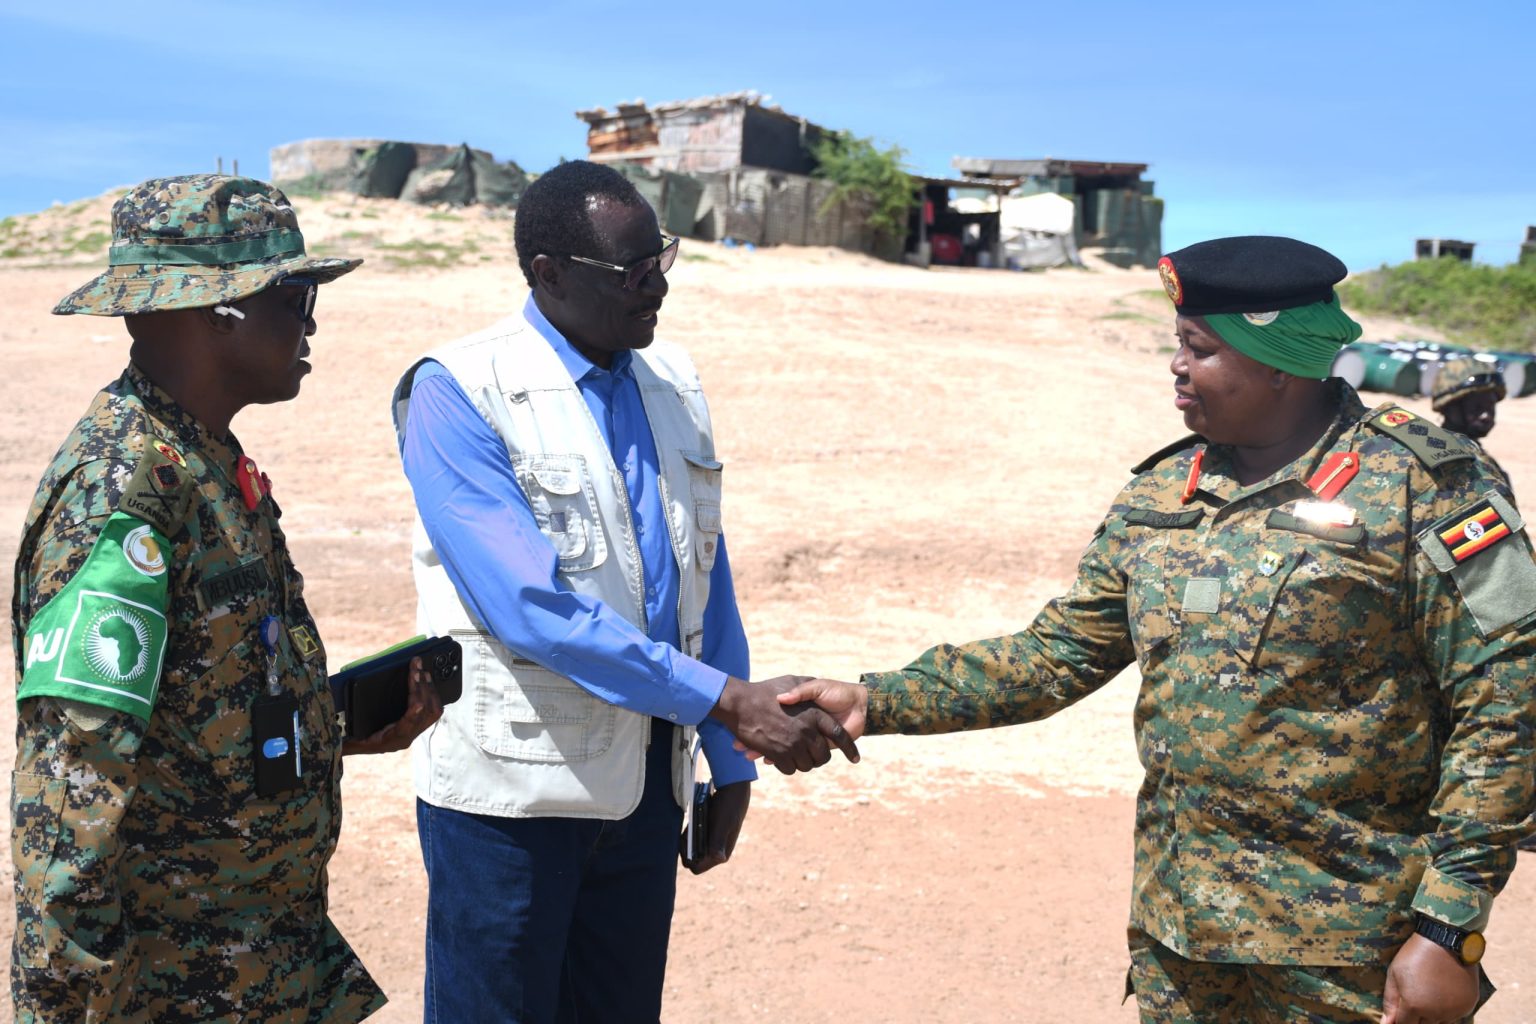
[212,305,246,320]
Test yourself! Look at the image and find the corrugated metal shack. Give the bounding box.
[952,157,1162,268]
[576,92,891,256]
[579,90,823,175]
[907,176,1014,269]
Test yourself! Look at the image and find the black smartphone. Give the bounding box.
[684,781,711,867]
[329,635,462,740]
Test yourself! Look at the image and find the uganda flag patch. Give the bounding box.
[1438,500,1511,563]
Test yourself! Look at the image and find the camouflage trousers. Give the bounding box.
[1125,928,1492,1024]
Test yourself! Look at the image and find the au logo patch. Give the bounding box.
[1243,311,1280,325]
[83,606,154,682]
[1378,409,1416,427]
[1438,500,1511,563]
[1158,257,1184,305]
[37,590,168,711]
[121,524,166,577]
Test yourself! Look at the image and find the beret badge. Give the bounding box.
[1158,257,1183,306]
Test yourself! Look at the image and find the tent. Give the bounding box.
[400,143,529,207]
[610,163,705,237]
[999,192,1081,269]
[348,141,418,199]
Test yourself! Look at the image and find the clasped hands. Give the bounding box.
[711,675,869,774]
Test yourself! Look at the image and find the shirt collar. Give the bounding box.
[123,362,245,475]
[523,293,634,383]
[1199,381,1367,503]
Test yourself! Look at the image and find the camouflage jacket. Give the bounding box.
[10,365,383,1022]
[863,385,1536,966]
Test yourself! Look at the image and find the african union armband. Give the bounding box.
[1416,489,1536,638]
[19,512,172,720]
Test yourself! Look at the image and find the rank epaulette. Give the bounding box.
[1130,433,1204,475]
[1363,406,1477,471]
[115,437,196,537]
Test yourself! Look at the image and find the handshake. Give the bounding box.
[709,675,871,774]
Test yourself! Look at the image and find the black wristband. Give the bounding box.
[1414,914,1485,965]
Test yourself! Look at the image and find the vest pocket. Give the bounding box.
[695,501,721,571]
[511,453,607,572]
[464,634,617,763]
[683,452,723,572]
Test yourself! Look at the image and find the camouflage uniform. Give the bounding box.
[862,385,1536,1016]
[11,175,380,1022]
[11,365,383,1022]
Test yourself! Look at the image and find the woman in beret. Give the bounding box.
[771,236,1535,1023]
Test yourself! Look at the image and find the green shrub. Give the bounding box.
[810,131,915,246]
[1341,259,1536,352]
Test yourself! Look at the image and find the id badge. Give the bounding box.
[252,690,302,797]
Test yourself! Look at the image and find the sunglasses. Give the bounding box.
[212,274,319,322]
[279,274,319,321]
[564,236,679,291]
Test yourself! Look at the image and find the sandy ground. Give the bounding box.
[1,195,1532,1022]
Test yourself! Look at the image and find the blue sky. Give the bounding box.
[2,0,1531,270]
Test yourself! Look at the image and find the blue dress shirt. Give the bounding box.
[398,296,754,784]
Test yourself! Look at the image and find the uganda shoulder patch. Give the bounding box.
[1365,407,1477,470]
[1417,490,1536,638]
[18,511,171,719]
[117,440,195,536]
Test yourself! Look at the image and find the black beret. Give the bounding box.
[1157,236,1347,316]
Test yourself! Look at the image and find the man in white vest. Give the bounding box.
[391,161,856,1023]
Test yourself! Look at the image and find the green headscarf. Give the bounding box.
[1203,295,1363,379]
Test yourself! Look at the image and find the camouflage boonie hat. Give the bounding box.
[1432,355,1506,411]
[54,174,362,316]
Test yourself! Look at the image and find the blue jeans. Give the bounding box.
[417,721,683,1024]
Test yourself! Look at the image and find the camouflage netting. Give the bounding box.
[401,143,528,207]
[269,139,528,206]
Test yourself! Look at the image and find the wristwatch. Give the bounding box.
[1414,914,1486,965]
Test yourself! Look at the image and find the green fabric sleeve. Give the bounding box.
[18,512,172,721]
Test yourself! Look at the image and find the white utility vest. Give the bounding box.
[392,311,724,818]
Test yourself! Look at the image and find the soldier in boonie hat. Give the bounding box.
[1432,355,1505,442]
[54,173,360,315]
[14,176,441,1022]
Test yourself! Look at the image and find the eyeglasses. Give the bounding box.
[564,236,679,290]
[279,274,319,321]
[211,274,319,322]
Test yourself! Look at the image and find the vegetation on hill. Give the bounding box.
[1341,257,1536,353]
[810,131,915,247]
